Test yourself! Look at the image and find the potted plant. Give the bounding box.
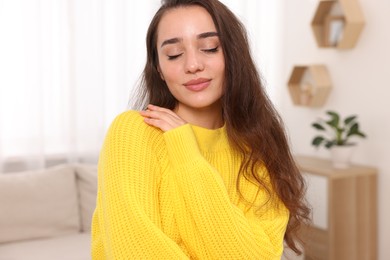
[311,110,367,168]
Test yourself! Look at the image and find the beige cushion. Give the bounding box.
[0,165,80,243]
[74,164,97,232]
[0,233,91,260]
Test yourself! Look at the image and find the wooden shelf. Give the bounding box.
[295,155,377,260]
[287,65,332,108]
[311,0,365,49]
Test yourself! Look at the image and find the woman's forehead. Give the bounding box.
[156,6,217,45]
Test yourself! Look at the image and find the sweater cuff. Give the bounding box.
[163,124,202,166]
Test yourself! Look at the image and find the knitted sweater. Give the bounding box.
[91,110,289,260]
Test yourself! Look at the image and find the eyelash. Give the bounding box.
[167,54,182,60]
[204,46,219,53]
[167,46,219,60]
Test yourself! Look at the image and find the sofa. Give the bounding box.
[0,163,97,260]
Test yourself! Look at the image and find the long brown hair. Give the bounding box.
[135,0,310,254]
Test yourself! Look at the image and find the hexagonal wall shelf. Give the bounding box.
[311,0,365,49]
[287,65,332,107]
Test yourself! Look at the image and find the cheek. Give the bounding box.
[157,53,170,80]
[159,63,181,84]
[215,60,225,93]
[209,55,225,77]
[214,61,225,85]
[218,57,225,74]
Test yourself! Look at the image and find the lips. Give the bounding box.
[183,78,211,92]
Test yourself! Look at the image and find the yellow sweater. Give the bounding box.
[91,110,289,260]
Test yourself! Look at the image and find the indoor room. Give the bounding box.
[0,0,389,259]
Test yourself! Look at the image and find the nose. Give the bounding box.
[184,50,204,73]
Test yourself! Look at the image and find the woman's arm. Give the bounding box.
[164,124,289,260]
[91,111,188,259]
[140,105,288,260]
[141,105,289,260]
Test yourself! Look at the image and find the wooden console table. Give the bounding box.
[295,155,377,260]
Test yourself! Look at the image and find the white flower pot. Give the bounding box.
[330,145,355,169]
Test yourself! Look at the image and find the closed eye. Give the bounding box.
[203,46,219,53]
[167,53,182,60]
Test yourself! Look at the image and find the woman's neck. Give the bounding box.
[174,103,223,129]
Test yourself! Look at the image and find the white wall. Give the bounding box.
[274,0,390,259]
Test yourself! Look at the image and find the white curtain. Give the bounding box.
[220,0,284,100]
[0,0,281,172]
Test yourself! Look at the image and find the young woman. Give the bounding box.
[91,0,310,259]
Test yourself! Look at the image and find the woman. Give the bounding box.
[91,0,310,259]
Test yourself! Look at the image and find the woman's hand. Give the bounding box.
[139,104,186,132]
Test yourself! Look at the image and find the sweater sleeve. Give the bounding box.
[91,112,189,260]
[163,124,289,260]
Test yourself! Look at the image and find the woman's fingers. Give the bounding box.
[139,104,186,132]
[140,111,185,131]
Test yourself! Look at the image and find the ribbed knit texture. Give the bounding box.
[91,110,289,260]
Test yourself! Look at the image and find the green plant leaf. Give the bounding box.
[312,122,326,131]
[312,136,325,147]
[344,115,357,125]
[354,131,367,138]
[311,111,367,149]
[347,123,359,136]
[325,140,335,149]
[326,111,339,116]
[346,123,367,139]
[325,111,340,130]
[325,111,340,129]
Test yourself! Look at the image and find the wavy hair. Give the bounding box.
[135,0,310,254]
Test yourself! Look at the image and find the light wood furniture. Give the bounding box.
[311,0,365,49]
[287,65,332,108]
[295,155,377,260]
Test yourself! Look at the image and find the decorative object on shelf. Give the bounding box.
[324,15,345,47]
[311,110,367,168]
[311,0,365,49]
[287,65,332,108]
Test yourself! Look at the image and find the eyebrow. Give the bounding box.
[160,31,219,48]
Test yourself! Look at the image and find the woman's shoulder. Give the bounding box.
[107,110,162,139]
[111,110,145,129]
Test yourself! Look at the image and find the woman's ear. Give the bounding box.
[157,66,165,81]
